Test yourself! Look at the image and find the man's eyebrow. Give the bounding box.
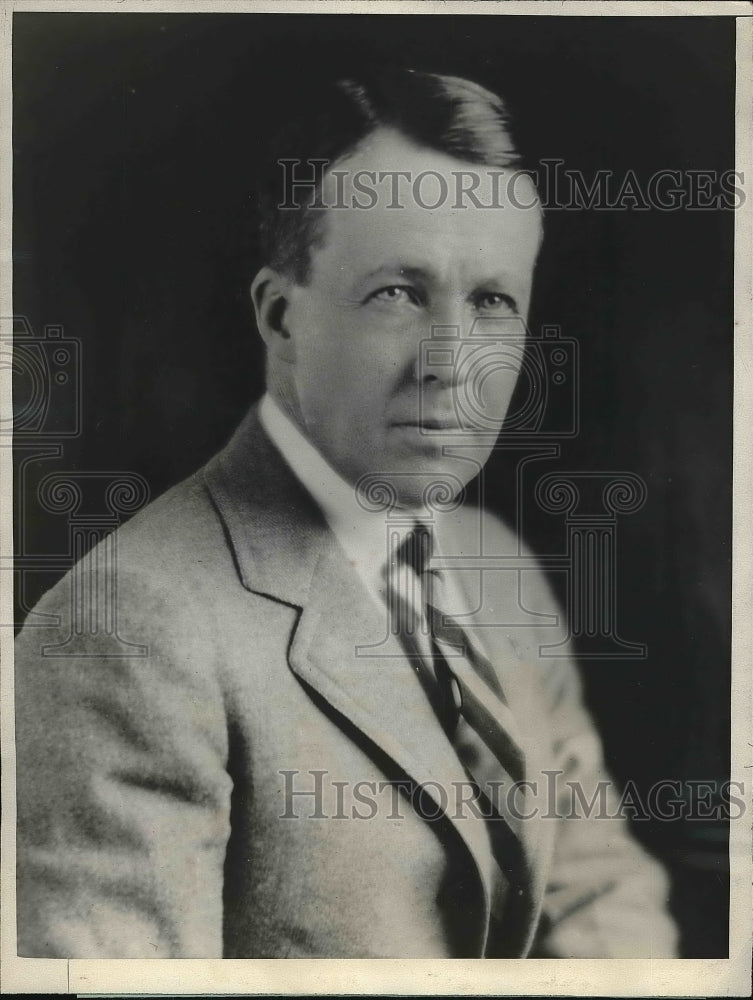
[358,263,520,288]
[359,263,434,283]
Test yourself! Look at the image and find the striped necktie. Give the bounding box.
[390,523,535,956]
[394,523,527,789]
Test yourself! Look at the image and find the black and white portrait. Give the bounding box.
[3,4,750,995]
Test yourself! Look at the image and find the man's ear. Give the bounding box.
[250,266,296,363]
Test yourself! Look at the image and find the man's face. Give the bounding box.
[283,127,542,508]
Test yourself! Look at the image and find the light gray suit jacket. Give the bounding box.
[15,408,678,958]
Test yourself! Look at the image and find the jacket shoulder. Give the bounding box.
[17,468,243,647]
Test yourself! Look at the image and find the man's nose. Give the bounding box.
[413,302,469,386]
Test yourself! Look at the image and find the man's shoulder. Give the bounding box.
[13,427,297,703]
[18,463,245,639]
[116,468,223,569]
[110,404,274,574]
[47,466,228,603]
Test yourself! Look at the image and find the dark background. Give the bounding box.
[13,13,734,957]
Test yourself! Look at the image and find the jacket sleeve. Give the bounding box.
[530,649,679,958]
[505,545,680,958]
[14,565,232,958]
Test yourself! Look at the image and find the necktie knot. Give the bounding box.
[396,523,433,579]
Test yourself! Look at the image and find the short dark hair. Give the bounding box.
[255,69,522,284]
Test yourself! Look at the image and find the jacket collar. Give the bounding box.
[203,403,326,609]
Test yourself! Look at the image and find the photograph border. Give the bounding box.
[1,1,751,995]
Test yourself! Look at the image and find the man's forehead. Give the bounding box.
[311,186,541,285]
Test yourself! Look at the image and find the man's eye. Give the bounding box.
[370,285,419,305]
[476,292,517,313]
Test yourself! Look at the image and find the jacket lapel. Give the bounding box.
[288,536,501,934]
[203,407,497,944]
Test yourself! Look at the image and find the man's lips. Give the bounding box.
[391,417,461,431]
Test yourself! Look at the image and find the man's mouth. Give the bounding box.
[392,418,460,431]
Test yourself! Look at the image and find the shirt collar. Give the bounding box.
[259,393,429,604]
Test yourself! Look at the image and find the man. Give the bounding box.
[15,70,678,958]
